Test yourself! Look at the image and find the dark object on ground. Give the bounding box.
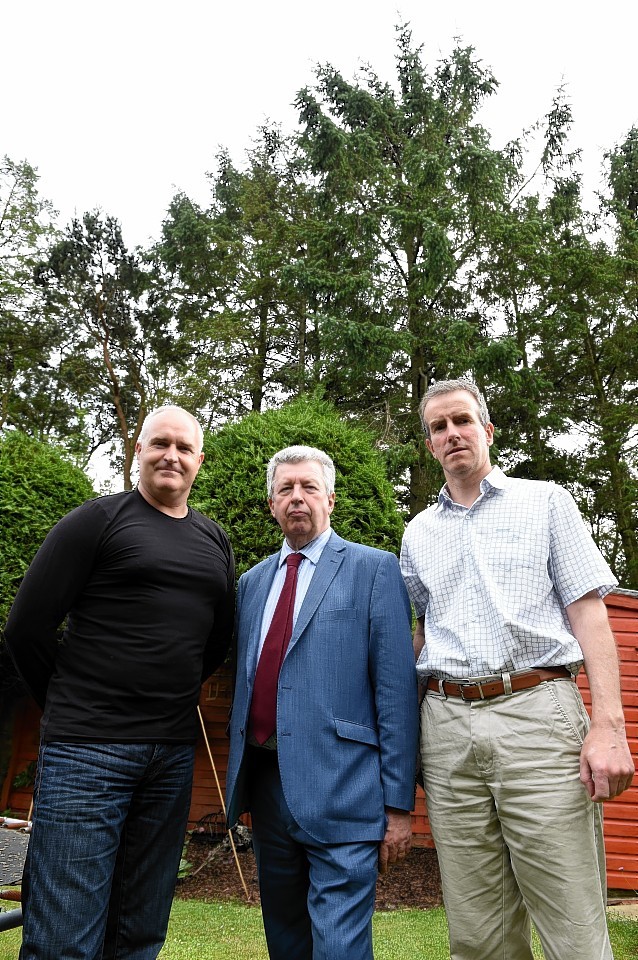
[176,835,443,910]
[0,908,22,931]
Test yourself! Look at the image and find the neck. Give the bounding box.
[286,526,331,552]
[137,485,189,519]
[445,467,492,509]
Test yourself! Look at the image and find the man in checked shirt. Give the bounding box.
[400,378,635,960]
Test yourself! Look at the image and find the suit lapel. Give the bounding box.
[287,532,345,652]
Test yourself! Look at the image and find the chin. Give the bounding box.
[286,527,312,543]
[286,525,310,537]
[155,482,183,496]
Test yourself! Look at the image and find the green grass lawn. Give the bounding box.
[1,900,637,958]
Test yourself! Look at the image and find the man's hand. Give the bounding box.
[379,809,412,874]
[580,723,635,802]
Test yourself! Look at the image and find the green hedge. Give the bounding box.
[0,430,95,627]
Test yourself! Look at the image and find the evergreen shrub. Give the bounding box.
[0,431,95,626]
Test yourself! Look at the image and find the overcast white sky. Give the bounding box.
[3,0,637,249]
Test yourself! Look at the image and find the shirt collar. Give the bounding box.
[437,466,508,508]
[480,465,509,492]
[279,526,332,566]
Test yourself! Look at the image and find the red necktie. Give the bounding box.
[249,553,304,745]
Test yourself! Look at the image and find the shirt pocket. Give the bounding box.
[487,528,536,572]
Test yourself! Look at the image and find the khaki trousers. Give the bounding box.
[421,679,612,960]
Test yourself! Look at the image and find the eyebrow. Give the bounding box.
[430,409,472,421]
[149,435,196,451]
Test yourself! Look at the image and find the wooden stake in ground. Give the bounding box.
[197,706,251,902]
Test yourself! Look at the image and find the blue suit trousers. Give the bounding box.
[247,747,378,960]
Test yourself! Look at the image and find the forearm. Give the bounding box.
[201,556,236,681]
[201,628,232,681]
[5,562,67,707]
[5,503,100,707]
[4,614,58,710]
[566,591,635,800]
[567,592,625,726]
[370,556,419,810]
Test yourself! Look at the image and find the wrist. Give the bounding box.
[588,713,627,732]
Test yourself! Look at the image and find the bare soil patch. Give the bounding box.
[175,834,443,910]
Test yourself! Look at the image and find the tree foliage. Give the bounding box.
[150,130,313,427]
[35,211,177,486]
[0,156,63,436]
[294,25,524,513]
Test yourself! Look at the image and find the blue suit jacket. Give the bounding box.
[226,531,418,844]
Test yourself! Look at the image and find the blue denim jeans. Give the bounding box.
[19,741,195,960]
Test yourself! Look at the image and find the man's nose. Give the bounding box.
[164,445,178,462]
[291,485,305,502]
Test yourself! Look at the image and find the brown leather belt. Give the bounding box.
[425,667,572,701]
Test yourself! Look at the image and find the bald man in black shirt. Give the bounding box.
[5,406,235,960]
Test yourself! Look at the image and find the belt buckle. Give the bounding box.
[459,681,484,701]
[459,671,512,700]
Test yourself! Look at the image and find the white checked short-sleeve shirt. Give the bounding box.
[399,466,617,679]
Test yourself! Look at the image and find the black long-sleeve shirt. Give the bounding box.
[5,490,235,743]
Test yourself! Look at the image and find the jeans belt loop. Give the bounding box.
[437,678,447,700]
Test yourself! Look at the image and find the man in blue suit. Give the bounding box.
[226,445,418,960]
